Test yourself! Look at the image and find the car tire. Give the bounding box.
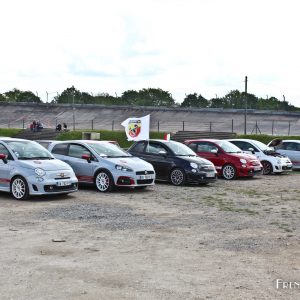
[170,168,186,186]
[95,170,114,192]
[262,161,273,175]
[222,164,237,180]
[10,176,30,200]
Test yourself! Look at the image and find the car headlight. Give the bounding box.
[35,168,46,177]
[240,159,247,164]
[277,159,281,164]
[115,164,133,172]
[190,162,198,169]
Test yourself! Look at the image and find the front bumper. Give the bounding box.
[186,170,217,184]
[237,166,262,177]
[27,172,78,195]
[273,163,293,173]
[114,170,156,187]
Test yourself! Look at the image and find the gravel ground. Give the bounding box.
[0,173,299,300]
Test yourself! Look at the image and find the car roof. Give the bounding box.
[136,139,183,143]
[0,137,31,142]
[281,140,300,143]
[48,140,118,144]
[185,139,220,143]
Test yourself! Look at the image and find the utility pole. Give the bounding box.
[72,92,75,130]
[244,76,248,135]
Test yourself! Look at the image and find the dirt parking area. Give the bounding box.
[0,173,299,300]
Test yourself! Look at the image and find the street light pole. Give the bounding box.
[72,92,75,131]
[244,76,248,135]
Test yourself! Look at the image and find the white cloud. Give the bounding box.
[0,0,300,106]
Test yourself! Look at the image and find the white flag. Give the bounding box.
[121,114,150,141]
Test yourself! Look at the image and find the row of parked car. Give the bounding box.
[0,137,298,200]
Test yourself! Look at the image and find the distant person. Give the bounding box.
[36,120,43,131]
[56,123,62,131]
[32,120,37,132]
[63,123,68,131]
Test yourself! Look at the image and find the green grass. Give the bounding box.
[0,128,22,137]
[56,130,166,148]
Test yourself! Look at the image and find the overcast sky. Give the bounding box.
[1,0,300,106]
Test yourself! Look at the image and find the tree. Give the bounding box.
[181,93,208,108]
[137,88,175,106]
[121,90,140,105]
[0,93,5,102]
[4,88,41,103]
[53,86,82,104]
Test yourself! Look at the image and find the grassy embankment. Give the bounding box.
[0,128,22,137]
[2,128,300,149]
[56,130,166,148]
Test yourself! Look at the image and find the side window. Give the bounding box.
[146,143,168,154]
[131,142,146,153]
[231,141,245,150]
[285,142,300,151]
[196,142,217,153]
[52,143,68,155]
[68,144,92,159]
[187,143,197,152]
[232,141,258,152]
[0,144,13,160]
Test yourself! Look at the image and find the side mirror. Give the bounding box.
[248,147,255,154]
[158,150,167,157]
[81,154,91,163]
[0,153,8,164]
[211,149,218,155]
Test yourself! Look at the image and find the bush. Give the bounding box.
[0,128,22,137]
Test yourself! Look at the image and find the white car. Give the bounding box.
[227,139,293,175]
[0,138,78,200]
[268,139,300,170]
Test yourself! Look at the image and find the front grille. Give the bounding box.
[136,170,155,175]
[201,165,215,171]
[137,179,154,184]
[44,183,78,192]
[282,165,292,170]
[54,177,71,180]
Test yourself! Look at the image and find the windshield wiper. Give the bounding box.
[176,154,197,157]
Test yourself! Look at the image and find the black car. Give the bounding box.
[128,139,217,186]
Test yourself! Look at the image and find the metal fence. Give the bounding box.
[1,116,299,136]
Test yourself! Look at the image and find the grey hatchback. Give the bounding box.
[47,140,156,192]
[0,138,78,200]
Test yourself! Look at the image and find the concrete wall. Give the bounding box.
[1,102,300,135]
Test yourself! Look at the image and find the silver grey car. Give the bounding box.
[47,140,156,192]
[268,139,300,170]
[0,138,78,200]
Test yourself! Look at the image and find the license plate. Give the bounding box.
[139,175,152,180]
[56,181,71,186]
[254,166,261,171]
[206,172,215,178]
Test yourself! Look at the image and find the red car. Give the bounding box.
[184,139,262,180]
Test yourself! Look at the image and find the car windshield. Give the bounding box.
[89,142,130,157]
[215,140,242,153]
[167,141,197,156]
[5,140,53,159]
[250,140,273,151]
